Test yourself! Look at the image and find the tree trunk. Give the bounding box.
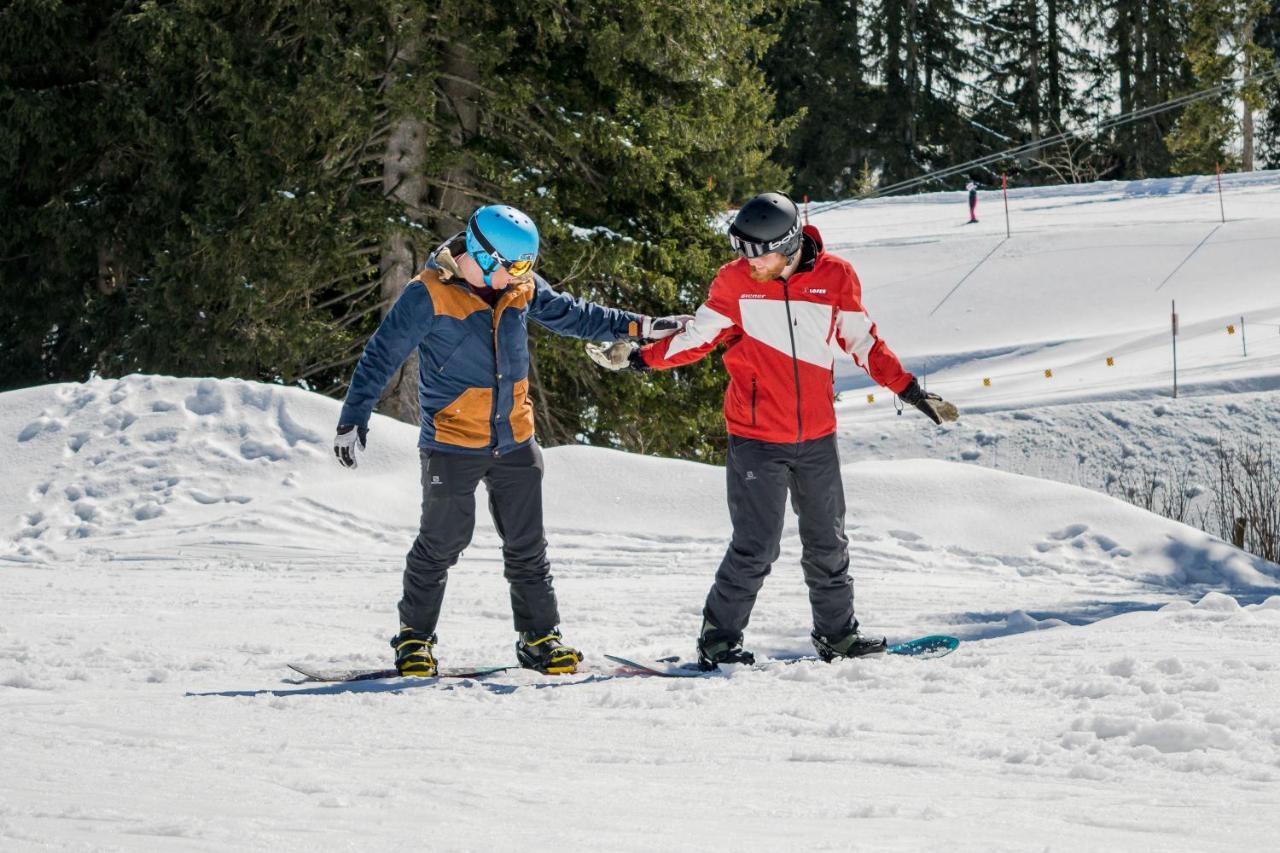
[904,1,919,157]
[1132,3,1148,176]
[1046,0,1062,129]
[1242,30,1255,172]
[431,39,481,226]
[1026,0,1042,140]
[376,28,429,425]
[1115,3,1134,169]
[374,29,484,426]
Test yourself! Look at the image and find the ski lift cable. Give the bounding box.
[810,67,1280,216]
[813,68,1280,212]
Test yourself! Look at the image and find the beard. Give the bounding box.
[748,253,790,281]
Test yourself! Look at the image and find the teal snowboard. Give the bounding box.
[604,635,960,678]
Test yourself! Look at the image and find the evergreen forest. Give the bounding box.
[5,1,1280,460]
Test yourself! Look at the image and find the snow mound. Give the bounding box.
[6,377,1275,600]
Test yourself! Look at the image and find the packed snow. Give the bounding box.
[5,171,1280,851]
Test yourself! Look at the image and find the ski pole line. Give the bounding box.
[851,316,1280,405]
[809,66,1280,217]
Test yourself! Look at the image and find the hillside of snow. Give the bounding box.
[6,171,1280,851]
[4,374,1280,851]
[817,170,1280,502]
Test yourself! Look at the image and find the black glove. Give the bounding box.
[333,424,368,468]
[639,315,694,340]
[898,379,959,425]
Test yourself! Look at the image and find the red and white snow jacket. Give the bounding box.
[639,225,913,444]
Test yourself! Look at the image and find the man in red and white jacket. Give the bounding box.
[589,192,958,669]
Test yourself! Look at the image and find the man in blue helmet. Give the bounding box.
[333,205,688,677]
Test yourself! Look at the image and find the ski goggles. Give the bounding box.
[728,220,801,258]
[468,214,537,278]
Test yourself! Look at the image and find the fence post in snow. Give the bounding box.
[1171,301,1179,399]
[803,195,809,226]
[1241,316,1247,357]
[1002,173,1011,238]
[1216,163,1226,223]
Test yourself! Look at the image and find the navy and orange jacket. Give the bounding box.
[340,244,643,456]
[640,225,912,444]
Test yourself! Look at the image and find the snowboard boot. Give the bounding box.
[696,618,756,671]
[390,626,438,677]
[516,628,583,674]
[811,626,887,662]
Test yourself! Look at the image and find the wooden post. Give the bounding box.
[1241,315,1247,357]
[1002,173,1011,238]
[1216,163,1226,223]
[803,194,810,226]
[1171,300,1179,399]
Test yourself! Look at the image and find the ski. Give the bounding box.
[604,634,960,678]
[287,663,515,683]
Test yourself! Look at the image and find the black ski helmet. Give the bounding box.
[728,191,802,259]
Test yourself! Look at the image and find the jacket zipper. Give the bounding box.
[490,304,503,456]
[751,376,757,426]
[782,280,803,443]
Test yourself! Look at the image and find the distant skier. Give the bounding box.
[966,179,979,223]
[333,205,688,677]
[587,191,959,669]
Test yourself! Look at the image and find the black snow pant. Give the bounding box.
[399,443,558,636]
[702,434,856,644]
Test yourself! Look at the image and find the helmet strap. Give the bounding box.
[467,246,500,287]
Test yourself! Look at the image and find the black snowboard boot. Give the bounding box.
[391,626,438,677]
[811,626,887,662]
[697,618,756,671]
[516,628,583,674]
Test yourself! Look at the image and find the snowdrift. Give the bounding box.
[6,376,1276,600]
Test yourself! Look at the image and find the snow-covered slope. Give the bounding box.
[816,171,1280,504]
[4,375,1280,852]
[6,171,1280,852]
[820,170,1280,395]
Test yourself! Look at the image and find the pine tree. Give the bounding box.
[868,0,977,186]
[966,1,1097,182]
[0,1,438,391]
[457,1,793,459]
[1,1,793,462]
[1253,2,1280,167]
[763,1,878,199]
[1073,1,1190,178]
[1166,0,1272,173]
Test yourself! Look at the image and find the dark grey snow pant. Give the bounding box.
[399,443,558,635]
[703,434,856,643]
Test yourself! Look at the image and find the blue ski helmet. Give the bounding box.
[465,205,539,286]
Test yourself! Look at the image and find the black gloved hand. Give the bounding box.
[639,315,694,340]
[898,378,959,425]
[334,424,368,468]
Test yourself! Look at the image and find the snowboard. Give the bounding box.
[287,663,515,683]
[604,634,960,678]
